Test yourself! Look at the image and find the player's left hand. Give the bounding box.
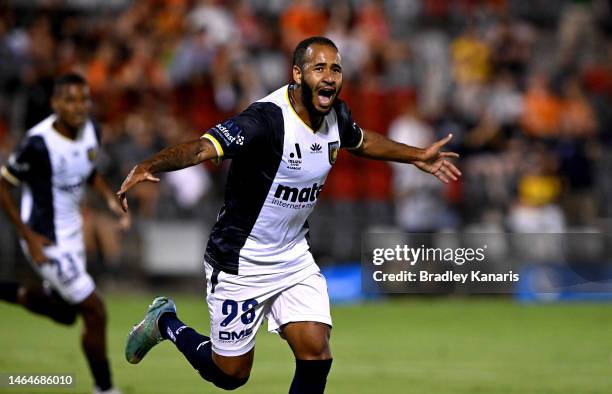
[413,134,462,184]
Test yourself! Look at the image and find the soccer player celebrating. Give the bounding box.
[118,37,460,393]
[0,73,128,394]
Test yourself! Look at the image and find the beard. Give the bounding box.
[299,80,340,116]
[300,81,319,115]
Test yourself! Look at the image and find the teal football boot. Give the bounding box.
[125,296,176,364]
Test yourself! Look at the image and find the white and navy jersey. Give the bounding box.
[203,85,363,275]
[1,115,100,246]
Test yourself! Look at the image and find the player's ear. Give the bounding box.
[292,65,302,86]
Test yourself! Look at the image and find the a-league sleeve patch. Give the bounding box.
[205,120,245,159]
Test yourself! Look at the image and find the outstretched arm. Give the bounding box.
[116,137,218,212]
[351,130,462,183]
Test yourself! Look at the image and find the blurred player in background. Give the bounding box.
[0,73,128,394]
[118,36,460,393]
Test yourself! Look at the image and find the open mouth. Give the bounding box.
[317,88,336,107]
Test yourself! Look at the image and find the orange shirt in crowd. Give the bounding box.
[521,86,562,137]
[281,0,327,50]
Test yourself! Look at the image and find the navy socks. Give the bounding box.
[289,359,333,394]
[158,312,248,390]
[159,313,331,392]
[86,357,112,391]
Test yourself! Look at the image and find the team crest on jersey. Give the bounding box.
[87,147,97,162]
[328,141,340,165]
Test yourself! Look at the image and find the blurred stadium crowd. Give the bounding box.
[1,0,611,274]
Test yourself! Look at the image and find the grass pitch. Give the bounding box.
[0,295,610,393]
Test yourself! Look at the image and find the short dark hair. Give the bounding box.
[53,73,87,96]
[292,36,338,70]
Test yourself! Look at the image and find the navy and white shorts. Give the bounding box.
[204,253,332,357]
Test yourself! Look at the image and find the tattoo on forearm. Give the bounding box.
[144,140,206,173]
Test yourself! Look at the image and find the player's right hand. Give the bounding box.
[116,164,160,212]
[25,231,53,265]
[413,133,462,184]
